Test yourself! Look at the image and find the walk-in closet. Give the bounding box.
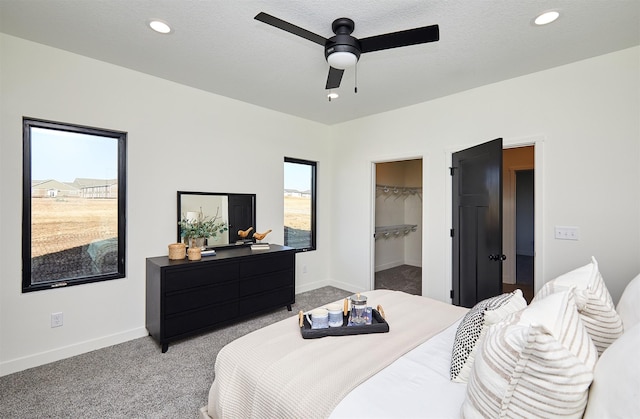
[374,159,422,295]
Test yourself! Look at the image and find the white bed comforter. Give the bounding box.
[330,319,467,418]
[205,290,467,419]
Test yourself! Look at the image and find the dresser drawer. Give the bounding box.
[239,253,294,277]
[239,270,293,297]
[164,301,238,338]
[164,261,238,292]
[165,281,239,315]
[239,286,294,316]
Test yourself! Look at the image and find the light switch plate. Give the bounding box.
[555,226,580,240]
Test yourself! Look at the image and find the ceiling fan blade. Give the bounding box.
[360,24,439,53]
[255,12,327,46]
[325,67,344,89]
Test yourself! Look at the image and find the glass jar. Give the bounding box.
[349,293,368,325]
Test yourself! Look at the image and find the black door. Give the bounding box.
[228,195,256,243]
[452,138,503,308]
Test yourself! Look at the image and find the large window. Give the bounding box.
[22,118,127,292]
[284,157,316,251]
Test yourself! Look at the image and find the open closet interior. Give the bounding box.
[374,159,422,295]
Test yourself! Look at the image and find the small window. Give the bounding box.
[284,157,316,251]
[22,118,127,292]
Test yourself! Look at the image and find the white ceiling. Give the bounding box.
[1,1,638,125]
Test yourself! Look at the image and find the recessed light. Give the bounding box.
[327,92,339,101]
[534,11,560,26]
[148,19,172,34]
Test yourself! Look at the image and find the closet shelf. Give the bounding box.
[374,224,418,239]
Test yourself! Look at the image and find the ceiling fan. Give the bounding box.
[255,12,440,90]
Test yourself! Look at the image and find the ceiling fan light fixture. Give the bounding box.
[148,19,172,34]
[327,51,358,69]
[534,11,560,25]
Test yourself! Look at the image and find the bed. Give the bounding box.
[199,257,640,419]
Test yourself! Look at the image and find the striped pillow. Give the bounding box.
[462,291,598,419]
[533,256,623,354]
[450,289,527,382]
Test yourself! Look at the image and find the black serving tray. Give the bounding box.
[299,309,389,339]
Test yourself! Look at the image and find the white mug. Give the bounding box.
[305,308,329,329]
[325,303,344,327]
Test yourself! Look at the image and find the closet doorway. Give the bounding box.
[373,159,423,295]
[502,146,535,303]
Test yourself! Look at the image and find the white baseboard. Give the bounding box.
[374,260,403,272]
[295,279,330,294]
[296,279,359,296]
[327,279,359,294]
[0,327,148,377]
[404,259,422,268]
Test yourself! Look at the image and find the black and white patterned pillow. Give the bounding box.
[450,289,526,382]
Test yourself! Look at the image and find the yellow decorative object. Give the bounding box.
[238,227,254,239]
[253,229,272,241]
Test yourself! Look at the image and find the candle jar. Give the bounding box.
[349,293,368,326]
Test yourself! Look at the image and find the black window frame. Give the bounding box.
[22,117,127,293]
[284,157,317,252]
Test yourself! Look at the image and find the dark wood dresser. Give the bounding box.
[146,244,295,352]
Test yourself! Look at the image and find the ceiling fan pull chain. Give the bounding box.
[355,63,358,94]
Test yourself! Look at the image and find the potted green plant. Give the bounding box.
[179,207,228,248]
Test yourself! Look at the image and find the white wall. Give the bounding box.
[0,34,331,375]
[2,33,638,376]
[328,47,640,305]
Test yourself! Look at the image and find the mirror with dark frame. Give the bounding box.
[177,191,256,248]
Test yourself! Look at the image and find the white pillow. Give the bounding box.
[450,289,526,382]
[462,291,598,419]
[533,256,623,354]
[616,273,640,331]
[583,323,640,418]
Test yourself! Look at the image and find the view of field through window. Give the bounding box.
[284,160,313,249]
[284,195,311,230]
[28,126,120,283]
[31,198,117,258]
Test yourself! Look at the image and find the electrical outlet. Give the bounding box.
[554,226,580,241]
[51,312,63,328]
[303,265,308,274]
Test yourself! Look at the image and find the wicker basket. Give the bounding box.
[187,247,202,261]
[168,243,186,260]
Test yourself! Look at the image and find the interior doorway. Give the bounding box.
[373,159,423,295]
[502,146,535,302]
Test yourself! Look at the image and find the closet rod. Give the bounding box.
[375,184,422,200]
[374,224,418,239]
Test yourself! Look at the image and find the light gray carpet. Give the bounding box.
[375,264,422,295]
[0,286,349,419]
